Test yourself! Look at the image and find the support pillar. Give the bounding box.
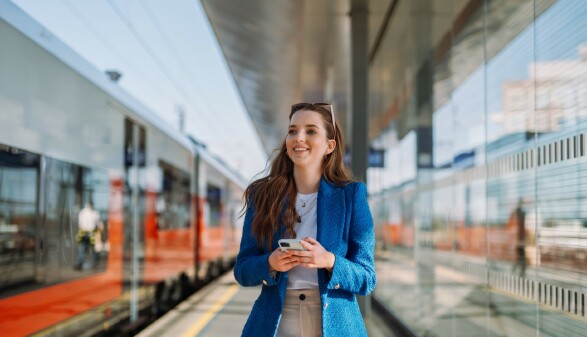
[350,0,370,317]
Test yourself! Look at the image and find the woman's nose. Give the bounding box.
[294,131,305,141]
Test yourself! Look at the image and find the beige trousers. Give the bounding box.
[276,288,322,337]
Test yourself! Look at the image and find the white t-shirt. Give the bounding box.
[286,192,319,289]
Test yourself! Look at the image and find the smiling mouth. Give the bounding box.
[293,147,309,152]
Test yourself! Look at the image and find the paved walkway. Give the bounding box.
[138,271,398,337]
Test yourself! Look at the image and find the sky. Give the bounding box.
[10,0,268,181]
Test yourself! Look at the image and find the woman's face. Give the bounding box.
[286,109,335,170]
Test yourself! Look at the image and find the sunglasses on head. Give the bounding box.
[290,103,335,134]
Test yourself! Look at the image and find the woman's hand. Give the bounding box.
[292,237,335,272]
[268,248,299,272]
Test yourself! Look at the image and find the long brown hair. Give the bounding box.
[243,104,355,250]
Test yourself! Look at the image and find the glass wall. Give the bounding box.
[369,0,587,336]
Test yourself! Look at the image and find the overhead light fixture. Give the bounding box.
[105,70,122,82]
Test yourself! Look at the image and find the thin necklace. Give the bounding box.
[296,194,317,222]
[297,192,317,208]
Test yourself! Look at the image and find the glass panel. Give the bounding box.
[157,161,190,230]
[0,145,39,293]
[534,0,587,336]
[43,158,109,280]
[206,184,222,228]
[0,144,109,298]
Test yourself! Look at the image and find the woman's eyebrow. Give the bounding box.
[288,123,319,128]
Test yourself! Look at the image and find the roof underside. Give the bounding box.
[201,0,470,153]
[201,0,391,154]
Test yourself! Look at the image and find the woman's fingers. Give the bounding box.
[273,238,332,270]
[270,248,300,272]
[290,251,317,264]
[300,240,315,251]
[276,251,301,270]
[295,239,334,269]
[303,237,319,245]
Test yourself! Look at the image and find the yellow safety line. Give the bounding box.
[181,284,240,337]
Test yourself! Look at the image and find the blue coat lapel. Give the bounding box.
[317,178,345,253]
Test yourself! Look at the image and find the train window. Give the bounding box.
[0,145,109,295]
[206,185,222,228]
[124,118,146,168]
[43,158,110,282]
[0,145,39,293]
[157,161,190,229]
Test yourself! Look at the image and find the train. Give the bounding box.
[0,3,245,336]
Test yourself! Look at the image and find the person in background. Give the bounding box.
[75,202,103,270]
[234,103,376,337]
[510,198,526,277]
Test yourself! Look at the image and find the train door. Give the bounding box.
[40,158,110,281]
[0,145,40,292]
[123,118,146,322]
[40,159,82,282]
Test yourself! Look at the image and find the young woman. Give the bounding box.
[234,103,376,337]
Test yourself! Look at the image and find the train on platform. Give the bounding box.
[0,4,246,336]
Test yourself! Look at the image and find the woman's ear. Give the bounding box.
[326,139,336,154]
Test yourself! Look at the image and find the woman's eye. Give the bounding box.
[288,129,296,135]
[307,130,317,135]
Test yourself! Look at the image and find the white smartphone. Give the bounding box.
[278,239,307,252]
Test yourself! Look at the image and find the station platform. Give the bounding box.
[137,271,398,337]
[373,248,587,337]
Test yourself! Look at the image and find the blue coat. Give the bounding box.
[234,178,376,337]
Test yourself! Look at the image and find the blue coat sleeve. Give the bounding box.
[326,182,376,295]
[233,203,281,287]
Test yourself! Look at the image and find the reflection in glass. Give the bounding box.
[157,161,190,230]
[206,184,222,228]
[0,144,110,296]
[0,146,39,292]
[369,0,587,336]
[43,158,109,280]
